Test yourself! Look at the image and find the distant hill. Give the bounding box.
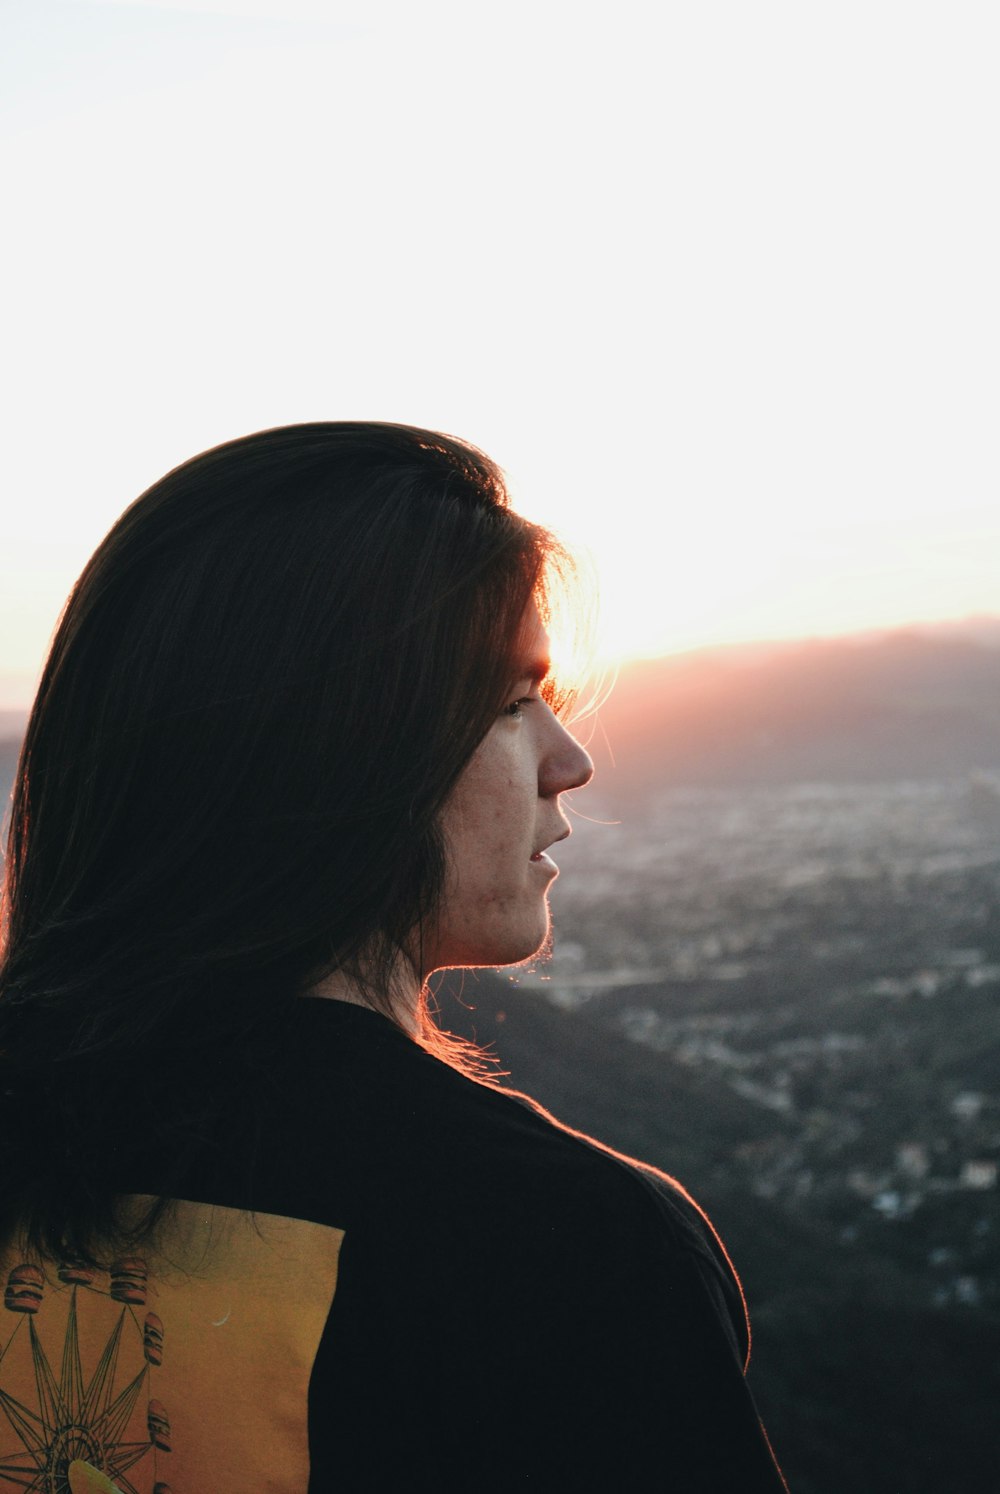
[589,628,1000,797]
[901,614,1000,648]
[0,727,22,814]
[0,710,27,741]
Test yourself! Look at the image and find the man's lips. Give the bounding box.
[530,828,570,861]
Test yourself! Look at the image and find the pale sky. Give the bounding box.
[2,0,998,706]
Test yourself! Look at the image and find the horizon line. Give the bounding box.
[3,610,1000,716]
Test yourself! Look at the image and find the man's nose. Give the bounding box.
[541,716,594,798]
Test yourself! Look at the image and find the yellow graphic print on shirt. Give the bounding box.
[66,1461,123,1494]
[0,1202,344,1493]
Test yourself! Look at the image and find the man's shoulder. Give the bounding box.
[177,1002,723,1275]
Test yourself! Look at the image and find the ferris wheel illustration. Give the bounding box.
[0,1257,173,1494]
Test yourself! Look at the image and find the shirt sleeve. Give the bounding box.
[541,1163,790,1491]
[309,1162,789,1491]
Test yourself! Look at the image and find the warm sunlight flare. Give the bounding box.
[1,2,997,708]
[575,497,1000,666]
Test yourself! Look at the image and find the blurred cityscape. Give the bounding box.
[534,775,1000,1315]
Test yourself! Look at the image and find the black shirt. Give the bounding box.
[0,1000,787,1491]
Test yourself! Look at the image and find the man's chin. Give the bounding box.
[487,920,554,973]
[431,932,552,976]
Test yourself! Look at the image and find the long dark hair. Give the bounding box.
[0,422,581,1261]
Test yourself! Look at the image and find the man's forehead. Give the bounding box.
[514,606,551,680]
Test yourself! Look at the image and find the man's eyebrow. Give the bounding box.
[517,657,551,684]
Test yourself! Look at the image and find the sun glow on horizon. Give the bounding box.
[588,575,1000,668]
[592,607,1000,672]
[562,496,1000,669]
